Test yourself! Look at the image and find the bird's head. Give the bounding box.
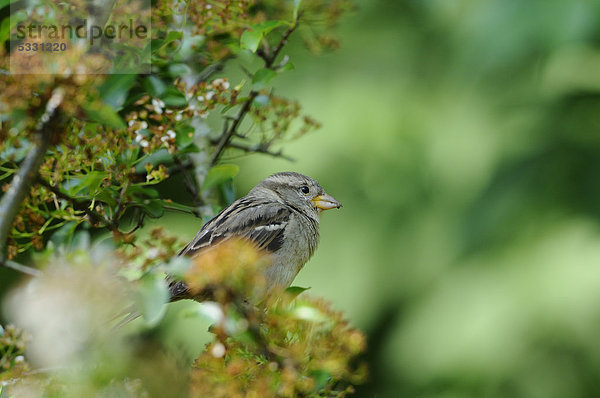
[254,172,342,219]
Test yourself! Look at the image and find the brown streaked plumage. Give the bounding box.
[169,172,342,302]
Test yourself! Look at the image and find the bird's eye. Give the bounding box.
[300,185,310,194]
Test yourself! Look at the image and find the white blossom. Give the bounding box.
[152,98,164,114]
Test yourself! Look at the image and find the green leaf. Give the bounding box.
[66,171,107,196]
[254,20,287,34]
[252,68,277,90]
[49,221,78,248]
[179,143,201,154]
[143,75,167,97]
[98,74,136,109]
[168,63,191,77]
[154,30,182,52]
[1,10,27,44]
[161,200,198,214]
[133,148,172,174]
[83,101,126,129]
[82,171,105,196]
[279,61,295,72]
[202,164,239,190]
[310,369,331,392]
[0,17,10,44]
[293,0,302,24]
[175,124,195,148]
[136,273,169,326]
[220,179,236,205]
[127,184,159,199]
[285,286,311,299]
[71,230,91,251]
[95,189,118,207]
[161,87,187,107]
[240,29,263,52]
[140,199,164,218]
[240,21,287,53]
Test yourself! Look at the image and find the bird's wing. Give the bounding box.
[178,197,292,257]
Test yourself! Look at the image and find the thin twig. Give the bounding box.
[232,298,279,363]
[209,23,298,167]
[209,91,258,166]
[0,260,43,277]
[265,23,297,68]
[173,154,204,207]
[113,180,129,223]
[212,140,294,161]
[37,178,108,228]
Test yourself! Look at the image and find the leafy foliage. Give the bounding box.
[0,0,363,396]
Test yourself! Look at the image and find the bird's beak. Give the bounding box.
[311,193,342,210]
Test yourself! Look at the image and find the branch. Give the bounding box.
[209,92,258,167]
[173,154,204,207]
[112,180,129,224]
[214,140,295,161]
[0,259,43,277]
[37,178,108,228]
[209,23,298,167]
[0,88,63,267]
[265,23,297,68]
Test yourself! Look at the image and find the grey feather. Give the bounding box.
[170,172,340,301]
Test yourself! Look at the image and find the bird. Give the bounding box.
[168,171,342,302]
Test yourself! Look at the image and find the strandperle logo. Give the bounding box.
[9,0,151,74]
[15,19,148,46]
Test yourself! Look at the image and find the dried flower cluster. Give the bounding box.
[170,239,368,397]
[118,226,185,270]
[190,292,367,398]
[184,237,270,301]
[252,93,322,141]
[0,324,29,379]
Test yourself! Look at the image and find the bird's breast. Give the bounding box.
[263,215,319,289]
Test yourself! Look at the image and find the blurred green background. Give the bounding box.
[5,0,600,396]
[223,0,600,396]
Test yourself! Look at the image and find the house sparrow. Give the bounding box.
[168,172,342,302]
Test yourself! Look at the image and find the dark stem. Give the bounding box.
[209,92,258,167]
[209,23,298,167]
[0,133,52,255]
[113,180,129,224]
[173,154,204,207]
[0,89,61,271]
[212,140,294,161]
[37,178,108,228]
[265,23,297,68]
[232,299,280,364]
